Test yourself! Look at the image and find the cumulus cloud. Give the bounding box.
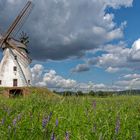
[7,0,19,4]
[31,64,131,91]
[73,38,140,73]
[116,78,140,90]
[129,39,140,61]
[0,0,133,61]
[31,64,44,85]
[106,67,119,73]
[78,82,108,91]
[123,74,140,80]
[72,42,129,73]
[42,70,77,89]
[102,0,133,8]
[31,64,106,90]
[96,42,130,68]
[31,64,76,89]
[71,64,90,73]
[97,39,140,71]
[113,72,140,90]
[72,42,127,73]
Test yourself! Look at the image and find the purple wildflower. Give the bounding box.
[55,119,58,127]
[65,131,69,140]
[42,117,48,129]
[115,115,120,134]
[51,132,55,140]
[42,112,53,129]
[13,118,17,127]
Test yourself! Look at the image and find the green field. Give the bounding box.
[0,89,140,140]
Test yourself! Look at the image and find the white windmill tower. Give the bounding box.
[0,1,33,90]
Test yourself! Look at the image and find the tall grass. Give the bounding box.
[0,91,140,139]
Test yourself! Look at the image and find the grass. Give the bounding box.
[0,89,140,139]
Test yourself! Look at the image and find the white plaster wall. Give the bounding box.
[0,48,32,87]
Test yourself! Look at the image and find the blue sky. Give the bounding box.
[40,0,140,87]
[1,0,140,91]
[111,0,140,45]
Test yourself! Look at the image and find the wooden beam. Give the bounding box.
[0,1,33,48]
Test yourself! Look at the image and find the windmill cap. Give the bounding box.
[8,38,27,49]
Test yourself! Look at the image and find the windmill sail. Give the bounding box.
[0,1,33,48]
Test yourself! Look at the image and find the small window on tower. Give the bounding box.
[13,79,18,87]
[13,66,17,71]
[0,80,1,85]
[14,56,17,60]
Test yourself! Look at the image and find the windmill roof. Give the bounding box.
[9,38,27,49]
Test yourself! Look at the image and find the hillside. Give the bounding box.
[0,87,58,98]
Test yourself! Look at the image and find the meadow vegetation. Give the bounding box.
[0,88,140,140]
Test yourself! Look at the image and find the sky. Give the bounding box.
[0,0,140,91]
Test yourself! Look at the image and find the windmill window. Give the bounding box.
[13,79,18,87]
[14,56,17,60]
[13,66,17,71]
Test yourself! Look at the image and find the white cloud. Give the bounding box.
[97,42,130,68]
[116,78,140,90]
[98,53,123,67]
[106,28,124,41]
[106,67,119,73]
[31,64,44,86]
[31,64,77,89]
[77,82,122,91]
[0,0,133,60]
[123,74,140,80]
[103,0,133,8]
[7,0,19,4]
[92,38,140,71]
[72,38,140,73]
[115,73,140,90]
[31,64,130,91]
[43,70,76,89]
[71,64,90,73]
[129,39,140,61]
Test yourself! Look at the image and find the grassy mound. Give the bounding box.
[0,87,58,98]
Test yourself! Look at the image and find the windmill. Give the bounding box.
[0,1,33,89]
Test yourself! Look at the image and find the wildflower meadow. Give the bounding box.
[0,89,140,140]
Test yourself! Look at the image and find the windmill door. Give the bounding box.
[13,79,18,87]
